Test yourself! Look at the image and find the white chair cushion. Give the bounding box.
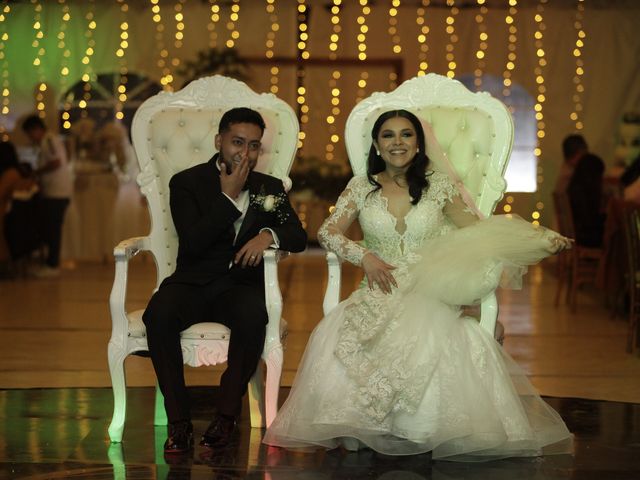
[126,309,230,340]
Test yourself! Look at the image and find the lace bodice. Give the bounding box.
[318,172,477,266]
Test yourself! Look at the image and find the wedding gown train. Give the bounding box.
[263,173,573,461]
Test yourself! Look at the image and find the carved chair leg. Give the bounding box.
[107,443,126,480]
[154,383,168,426]
[248,361,266,428]
[264,345,283,428]
[107,345,128,443]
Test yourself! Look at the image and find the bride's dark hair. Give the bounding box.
[366,109,430,205]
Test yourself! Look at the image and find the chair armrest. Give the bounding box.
[109,237,151,345]
[323,251,342,316]
[479,293,498,337]
[263,249,290,355]
[113,236,149,260]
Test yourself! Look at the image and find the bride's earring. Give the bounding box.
[416,147,420,153]
[376,150,380,156]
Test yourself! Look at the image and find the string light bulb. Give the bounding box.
[356,0,370,102]
[416,0,431,76]
[265,0,280,93]
[57,0,72,130]
[115,0,129,121]
[170,0,186,76]
[571,0,586,131]
[296,0,309,151]
[326,1,342,162]
[226,0,240,49]
[356,0,370,62]
[0,3,10,138]
[328,0,341,61]
[388,0,402,55]
[31,0,46,119]
[502,0,518,98]
[208,0,220,49]
[531,0,549,225]
[474,0,489,90]
[79,0,97,119]
[445,0,459,79]
[150,0,171,90]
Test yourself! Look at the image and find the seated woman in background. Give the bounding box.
[0,141,36,277]
[264,109,573,462]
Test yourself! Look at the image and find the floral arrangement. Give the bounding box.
[289,155,352,202]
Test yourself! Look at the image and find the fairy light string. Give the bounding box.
[150,0,172,90]
[295,0,309,150]
[445,0,459,79]
[502,0,518,98]
[326,0,342,163]
[531,0,549,225]
[0,3,11,139]
[474,0,489,90]
[356,0,370,102]
[265,0,280,94]
[388,0,401,55]
[571,0,586,131]
[168,0,186,88]
[114,0,129,121]
[416,0,431,76]
[31,0,47,119]
[77,0,97,120]
[57,0,72,130]
[225,0,240,49]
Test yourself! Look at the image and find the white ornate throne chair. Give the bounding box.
[323,73,514,336]
[107,75,299,443]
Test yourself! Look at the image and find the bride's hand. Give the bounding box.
[546,234,574,254]
[362,252,397,294]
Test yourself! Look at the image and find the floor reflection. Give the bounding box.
[0,387,638,480]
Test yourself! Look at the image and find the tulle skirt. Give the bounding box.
[264,216,573,461]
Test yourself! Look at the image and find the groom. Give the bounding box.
[143,107,307,453]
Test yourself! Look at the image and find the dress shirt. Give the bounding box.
[216,159,280,248]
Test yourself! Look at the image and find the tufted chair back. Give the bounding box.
[324,73,514,336]
[131,75,298,288]
[344,73,513,218]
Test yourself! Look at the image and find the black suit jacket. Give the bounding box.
[162,155,306,286]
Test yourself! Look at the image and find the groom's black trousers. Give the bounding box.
[142,277,267,423]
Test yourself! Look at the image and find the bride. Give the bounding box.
[263,109,573,461]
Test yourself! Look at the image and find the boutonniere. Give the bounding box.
[250,186,290,223]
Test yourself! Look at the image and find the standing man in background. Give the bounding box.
[22,115,73,277]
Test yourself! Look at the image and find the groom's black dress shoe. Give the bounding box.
[164,420,194,454]
[200,414,237,449]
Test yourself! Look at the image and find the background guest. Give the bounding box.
[0,141,36,277]
[562,134,606,247]
[22,115,73,277]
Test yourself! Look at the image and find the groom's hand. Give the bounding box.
[235,230,274,267]
[220,156,249,199]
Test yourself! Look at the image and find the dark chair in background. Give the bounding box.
[620,202,640,353]
[553,191,603,312]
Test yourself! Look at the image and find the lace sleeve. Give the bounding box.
[431,172,481,228]
[318,176,369,266]
[444,191,481,228]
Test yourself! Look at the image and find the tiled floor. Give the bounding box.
[1,250,638,401]
[1,251,640,479]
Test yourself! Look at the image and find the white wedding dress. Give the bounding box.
[263,172,573,461]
